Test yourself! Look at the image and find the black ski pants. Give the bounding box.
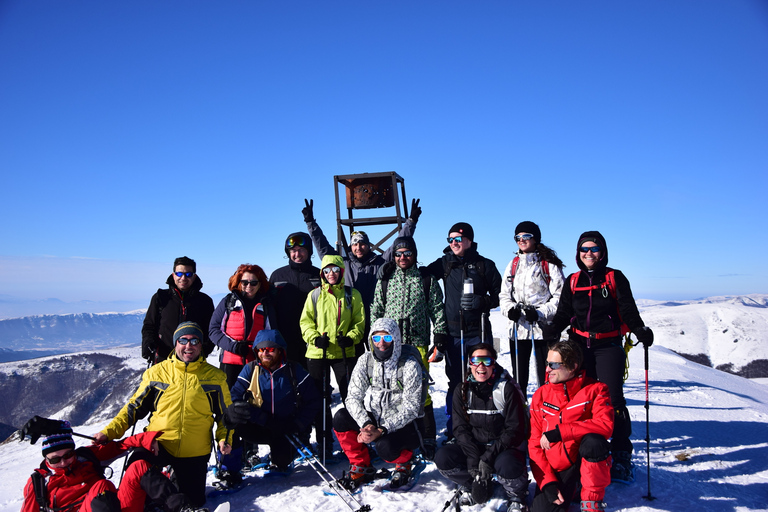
[306,357,357,443]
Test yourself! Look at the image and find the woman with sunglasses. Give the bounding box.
[435,343,529,510]
[209,264,277,388]
[499,221,566,397]
[547,231,654,484]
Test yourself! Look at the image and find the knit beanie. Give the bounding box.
[393,236,418,260]
[350,231,370,245]
[515,221,541,242]
[41,421,75,457]
[448,222,474,241]
[173,321,204,345]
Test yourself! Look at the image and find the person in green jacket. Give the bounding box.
[300,254,366,458]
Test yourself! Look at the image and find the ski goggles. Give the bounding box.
[176,337,201,346]
[394,250,413,258]
[240,279,260,287]
[546,361,564,370]
[447,236,464,244]
[286,235,309,249]
[514,233,535,242]
[469,356,494,367]
[46,450,76,465]
[371,335,393,344]
[579,246,601,253]
[322,266,341,275]
[174,271,194,278]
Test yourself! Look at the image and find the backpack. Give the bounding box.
[506,256,551,299]
[442,257,487,283]
[569,268,630,337]
[366,344,430,416]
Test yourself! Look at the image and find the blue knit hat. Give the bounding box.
[41,421,75,457]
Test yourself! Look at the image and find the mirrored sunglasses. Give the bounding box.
[447,236,464,244]
[394,250,413,258]
[579,246,601,253]
[258,346,277,353]
[546,361,564,370]
[469,356,494,367]
[515,233,535,242]
[322,266,341,275]
[371,335,393,344]
[177,337,200,346]
[174,271,194,278]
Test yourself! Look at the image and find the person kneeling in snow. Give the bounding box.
[435,343,530,510]
[333,318,426,490]
[20,417,190,512]
[529,340,614,512]
[220,329,322,488]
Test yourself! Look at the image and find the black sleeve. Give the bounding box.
[452,385,483,469]
[613,270,645,333]
[482,378,528,464]
[141,292,161,359]
[200,295,216,357]
[484,259,503,310]
[551,274,575,332]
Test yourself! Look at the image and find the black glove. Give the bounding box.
[468,468,480,480]
[523,305,539,323]
[635,326,654,347]
[461,294,484,311]
[141,340,157,361]
[478,460,493,481]
[541,320,560,340]
[471,477,493,504]
[20,416,66,445]
[409,198,421,223]
[302,198,315,223]
[507,304,522,322]
[314,334,330,350]
[231,342,252,357]
[337,335,354,349]
[226,402,252,427]
[542,482,560,504]
[433,333,452,352]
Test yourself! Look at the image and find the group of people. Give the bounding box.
[22,198,654,512]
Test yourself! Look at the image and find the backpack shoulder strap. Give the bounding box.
[31,470,49,511]
[344,286,353,310]
[604,268,617,299]
[541,260,551,285]
[418,267,433,303]
[507,256,520,297]
[311,287,322,322]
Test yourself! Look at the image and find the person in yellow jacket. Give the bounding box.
[94,322,233,508]
[300,254,365,459]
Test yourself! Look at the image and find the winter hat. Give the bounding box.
[41,421,75,457]
[284,232,313,257]
[448,222,474,241]
[350,231,370,245]
[173,321,204,345]
[254,329,288,351]
[393,236,417,260]
[576,230,608,272]
[515,221,541,242]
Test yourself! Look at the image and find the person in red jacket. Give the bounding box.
[528,340,613,512]
[21,417,192,512]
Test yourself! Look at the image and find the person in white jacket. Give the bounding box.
[499,221,565,396]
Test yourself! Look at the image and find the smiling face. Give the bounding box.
[289,246,309,264]
[545,349,577,384]
[239,271,261,299]
[469,348,494,383]
[516,232,537,254]
[449,232,472,257]
[323,264,341,285]
[258,346,281,370]
[175,334,203,363]
[579,241,601,270]
[351,242,370,259]
[173,265,196,292]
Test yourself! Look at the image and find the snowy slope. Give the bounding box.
[1,311,767,512]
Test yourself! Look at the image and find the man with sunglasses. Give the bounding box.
[96,322,233,509]
[435,343,529,510]
[142,256,215,365]
[269,232,321,367]
[528,340,614,512]
[425,222,502,440]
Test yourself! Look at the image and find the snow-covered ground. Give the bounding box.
[2,310,768,512]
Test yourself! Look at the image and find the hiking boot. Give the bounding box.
[389,461,413,489]
[421,439,437,461]
[214,469,242,490]
[610,451,634,483]
[338,464,376,490]
[581,501,607,511]
[505,499,529,512]
[428,346,444,363]
[457,486,476,506]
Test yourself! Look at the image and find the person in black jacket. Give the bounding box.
[269,232,321,367]
[426,222,503,438]
[435,343,529,510]
[546,230,654,484]
[141,256,215,365]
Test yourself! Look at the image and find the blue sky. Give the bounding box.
[1,0,766,312]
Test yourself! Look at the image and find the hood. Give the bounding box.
[319,254,346,284]
[368,317,402,366]
[576,230,608,272]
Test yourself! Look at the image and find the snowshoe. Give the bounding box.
[379,458,426,492]
[581,500,607,511]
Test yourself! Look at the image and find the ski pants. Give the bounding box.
[577,337,632,454]
[307,357,357,444]
[531,434,611,512]
[128,446,209,507]
[333,408,421,466]
[444,335,483,435]
[435,443,527,496]
[508,337,552,396]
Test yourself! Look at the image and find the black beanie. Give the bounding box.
[448,222,474,241]
[173,322,204,345]
[393,236,417,259]
[515,221,541,242]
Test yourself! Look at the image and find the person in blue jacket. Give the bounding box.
[217,329,322,489]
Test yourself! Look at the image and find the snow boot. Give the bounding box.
[389,460,413,489]
[338,464,376,490]
[610,451,634,483]
[457,485,476,506]
[581,501,607,511]
[505,499,529,512]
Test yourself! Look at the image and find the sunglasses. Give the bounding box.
[447,236,464,244]
[286,235,309,248]
[46,449,76,465]
[546,361,564,370]
[322,266,341,275]
[371,335,393,344]
[177,337,201,346]
[258,346,277,353]
[515,234,535,242]
[241,279,260,287]
[174,272,194,278]
[579,246,601,253]
[469,356,494,367]
[394,250,413,258]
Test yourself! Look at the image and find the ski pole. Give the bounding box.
[322,340,329,467]
[286,434,371,512]
[513,321,519,389]
[440,486,464,512]
[459,309,466,383]
[531,326,540,390]
[642,343,655,501]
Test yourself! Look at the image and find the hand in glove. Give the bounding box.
[478,460,494,481]
[541,320,560,340]
[409,198,422,223]
[337,335,354,349]
[314,334,330,350]
[634,326,654,347]
[232,342,252,357]
[226,401,253,427]
[461,293,484,311]
[507,303,522,322]
[21,416,67,445]
[523,305,539,323]
[433,333,452,352]
[302,199,315,223]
